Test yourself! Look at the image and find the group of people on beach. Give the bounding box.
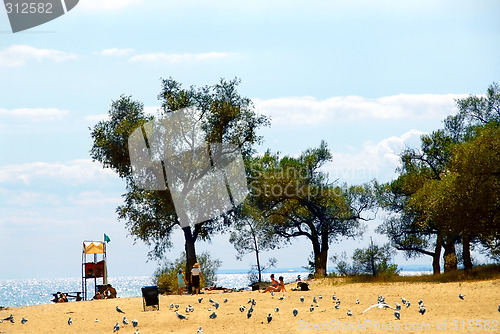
[177,263,204,295]
[260,274,287,293]
[92,284,117,300]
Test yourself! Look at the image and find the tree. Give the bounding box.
[90,78,269,288]
[249,141,374,276]
[352,238,399,276]
[229,199,280,283]
[379,82,500,273]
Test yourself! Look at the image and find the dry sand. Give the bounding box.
[1,279,499,334]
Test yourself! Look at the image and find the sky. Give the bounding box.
[0,0,499,280]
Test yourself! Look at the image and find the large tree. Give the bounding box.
[379,82,500,273]
[90,78,269,284]
[249,141,374,276]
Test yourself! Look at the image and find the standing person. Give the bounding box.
[190,263,204,295]
[177,269,188,295]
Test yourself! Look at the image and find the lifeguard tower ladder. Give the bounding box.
[82,241,108,300]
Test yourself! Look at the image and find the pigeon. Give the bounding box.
[401,297,406,305]
[347,309,352,316]
[175,311,188,320]
[267,313,272,324]
[197,326,204,333]
[335,303,340,310]
[209,311,217,319]
[239,305,246,312]
[113,322,120,332]
[198,297,203,303]
[271,291,275,297]
[21,317,28,324]
[395,302,401,311]
[214,301,220,309]
[223,299,228,303]
[68,317,72,325]
[209,298,215,304]
[134,330,140,334]
[419,306,426,315]
[318,295,322,299]
[3,315,14,323]
[313,296,317,304]
[394,310,400,320]
[279,295,285,301]
[186,305,194,312]
[498,304,500,312]
[274,307,279,313]
[310,305,314,312]
[406,300,411,308]
[249,305,254,313]
[336,299,341,306]
[418,299,424,306]
[332,294,336,300]
[132,319,138,327]
[252,299,256,306]
[363,302,395,313]
[95,319,99,322]
[169,303,174,309]
[293,308,298,317]
[247,309,252,319]
[116,306,125,314]
[123,316,129,325]
[175,304,179,309]
[248,298,252,304]
[300,296,304,303]
[459,293,465,300]
[356,299,360,304]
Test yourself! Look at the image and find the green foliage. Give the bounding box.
[154,251,222,294]
[352,239,399,276]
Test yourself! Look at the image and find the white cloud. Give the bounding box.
[100,48,135,57]
[68,191,122,207]
[0,108,69,121]
[78,0,143,11]
[325,129,426,184]
[254,94,469,125]
[0,159,118,185]
[129,52,237,64]
[0,45,78,67]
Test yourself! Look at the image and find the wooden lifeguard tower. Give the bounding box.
[82,240,108,301]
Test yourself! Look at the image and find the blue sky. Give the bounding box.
[0,0,499,280]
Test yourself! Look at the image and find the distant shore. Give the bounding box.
[1,278,499,334]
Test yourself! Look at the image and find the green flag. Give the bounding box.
[104,233,111,243]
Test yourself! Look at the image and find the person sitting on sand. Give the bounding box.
[93,291,102,300]
[177,269,188,295]
[57,292,68,303]
[191,263,204,295]
[260,274,285,293]
[104,284,117,299]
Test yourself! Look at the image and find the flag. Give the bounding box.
[104,233,111,243]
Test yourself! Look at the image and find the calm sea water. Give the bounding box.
[0,270,429,308]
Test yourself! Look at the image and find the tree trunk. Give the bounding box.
[432,231,443,275]
[252,231,262,282]
[315,227,329,277]
[444,234,457,272]
[183,226,197,293]
[462,234,473,272]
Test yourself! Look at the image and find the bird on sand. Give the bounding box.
[197,326,204,333]
[293,308,298,317]
[459,293,465,300]
[116,306,125,314]
[279,295,285,301]
[123,316,129,325]
[419,305,426,315]
[176,311,188,320]
[406,300,411,308]
[395,302,401,310]
[239,305,246,312]
[313,296,317,304]
[310,305,314,312]
[300,296,304,303]
[347,309,352,316]
[274,307,279,313]
[356,299,360,304]
[113,322,120,332]
[267,313,272,324]
[134,330,140,334]
[68,317,72,325]
[224,299,228,303]
[247,309,253,319]
[209,311,217,319]
[198,298,203,303]
[132,319,138,327]
[271,291,275,297]
[394,310,400,320]
[21,317,28,324]
[363,302,395,313]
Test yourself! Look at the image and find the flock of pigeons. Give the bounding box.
[1,292,499,332]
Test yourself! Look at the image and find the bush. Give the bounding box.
[154,251,221,294]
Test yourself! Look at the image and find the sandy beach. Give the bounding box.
[1,278,499,334]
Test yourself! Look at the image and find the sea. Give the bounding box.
[0,267,431,308]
